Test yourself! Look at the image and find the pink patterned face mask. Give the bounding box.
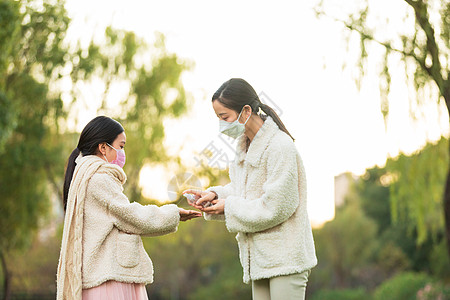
[105,143,126,168]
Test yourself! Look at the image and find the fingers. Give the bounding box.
[196,193,215,206]
[188,202,204,210]
[182,189,202,196]
[200,199,225,215]
[186,209,202,217]
[179,208,199,215]
[195,198,210,206]
[179,208,202,221]
[202,205,218,214]
[186,199,204,210]
[181,212,202,221]
[182,190,217,208]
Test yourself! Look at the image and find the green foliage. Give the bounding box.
[376,241,410,276]
[309,138,450,299]
[378,224,435,273]
[0,77,52,251]
[0,0,20,86]
[0,0,68,254]
[0,2,73,298]
[0,0,20,152]
[186,266,251,300]
[416,281,450,300]
[309,140,450,298]
[310,288,369,300]
[69,27,192,203]
[442,2,450,51]
[0,91,17,154]
[387,138,448,244]
[8,233,61,294]
[355,167,391,234]
[356,165,436,274]
[429,239,450,279]
[372,272,432,300]
[311,203,379,289]
[310,272,450,300]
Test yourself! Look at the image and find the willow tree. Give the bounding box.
[316,0,450,255]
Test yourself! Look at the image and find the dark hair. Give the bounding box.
[212,78,294,141]
[63,116,124,210]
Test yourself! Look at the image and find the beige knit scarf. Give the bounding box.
[56,155,126,300]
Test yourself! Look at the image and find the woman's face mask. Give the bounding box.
[219,107,250,139]
[104,143,126,168]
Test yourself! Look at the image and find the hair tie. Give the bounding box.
[252,99,262,110]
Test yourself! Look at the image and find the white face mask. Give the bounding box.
[219,108,250,139]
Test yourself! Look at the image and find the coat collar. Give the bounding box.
[236,116,279,167]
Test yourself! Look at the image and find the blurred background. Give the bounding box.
[1,0,449,299]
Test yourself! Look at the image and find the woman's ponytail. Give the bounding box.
[259,103,295,141]
[212,78,295,142]
[63,148,80,211]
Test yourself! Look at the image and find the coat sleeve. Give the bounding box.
[88,174,180,236]
[224,142,301,233]
[206,182,234,199]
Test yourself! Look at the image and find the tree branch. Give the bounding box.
[342,21,431,76]
[315,10,422,65]
[323,2,449,103]
[404,0,446,96]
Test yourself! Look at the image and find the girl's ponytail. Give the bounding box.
[259,103,295,141]
[63,148,80,211]
[62,116,125,212]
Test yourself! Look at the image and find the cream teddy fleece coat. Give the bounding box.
[57,155,180,300]
[206,117,317,283]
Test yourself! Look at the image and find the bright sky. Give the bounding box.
[64,0,449,227]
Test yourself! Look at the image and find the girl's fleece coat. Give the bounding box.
[206,117,317,284]
[57,155,180,300]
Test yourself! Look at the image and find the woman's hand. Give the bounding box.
[201,199,225,215]
[179,208,202,221]
[182,189,217,209]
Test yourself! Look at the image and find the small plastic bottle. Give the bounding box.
[183,193,212,207]
[183,193,197,204]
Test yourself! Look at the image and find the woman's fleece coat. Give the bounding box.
[57,155,180,300]
[82,165,180,288]
[206,117,317,283]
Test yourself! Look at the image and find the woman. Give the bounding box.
[57,116,201,300]
[185,78,317,300]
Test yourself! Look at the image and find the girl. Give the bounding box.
[57,116,201,300]
[185,78,317,300]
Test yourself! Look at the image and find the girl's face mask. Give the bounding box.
[219,107,250,139]
[104,143,126,168]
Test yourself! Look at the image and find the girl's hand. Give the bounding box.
[182,189,217,209]
[201,199,225,215]
[179,208,202,221]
